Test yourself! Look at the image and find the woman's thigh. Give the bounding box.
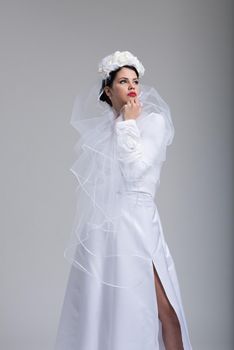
[152,262,178,322]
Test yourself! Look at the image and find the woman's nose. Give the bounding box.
[128,82,135,90]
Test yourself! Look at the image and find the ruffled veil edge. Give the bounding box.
[64,77,175,289]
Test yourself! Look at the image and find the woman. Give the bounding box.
[54,51,193,350]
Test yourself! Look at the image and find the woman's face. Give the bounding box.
[104,67,140,114]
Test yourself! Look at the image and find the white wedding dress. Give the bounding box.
[54,85,193,350]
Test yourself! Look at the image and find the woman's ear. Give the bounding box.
[104,86,112,99]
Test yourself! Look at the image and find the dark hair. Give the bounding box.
[99,65,139,107]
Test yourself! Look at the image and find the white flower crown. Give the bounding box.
[98,50,145,79]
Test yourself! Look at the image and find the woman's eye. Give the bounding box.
[120,80,139,84]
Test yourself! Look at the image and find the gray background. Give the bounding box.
[1,1,233,349]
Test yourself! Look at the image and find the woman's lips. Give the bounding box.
[128,92,136,97]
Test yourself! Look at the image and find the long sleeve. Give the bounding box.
[115,112,166,181]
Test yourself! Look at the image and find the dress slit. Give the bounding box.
[151,260,184,349]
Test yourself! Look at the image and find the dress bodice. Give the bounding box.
[114,112,167,198]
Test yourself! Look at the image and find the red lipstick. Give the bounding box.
[128,92,136,97]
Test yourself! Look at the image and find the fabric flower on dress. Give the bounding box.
[115,119,143,163]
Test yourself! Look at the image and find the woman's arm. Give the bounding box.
[115,112,166,180]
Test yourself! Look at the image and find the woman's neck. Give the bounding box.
[113,107,120,119]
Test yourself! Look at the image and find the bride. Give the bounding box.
[54,50,193,350]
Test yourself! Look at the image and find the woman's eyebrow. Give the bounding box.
[119,77,138,80]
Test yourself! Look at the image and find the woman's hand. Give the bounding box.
[120,97,142,121]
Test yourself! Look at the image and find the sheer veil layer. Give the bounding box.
[64,78,175,289]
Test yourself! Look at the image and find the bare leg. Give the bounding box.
[152,262,184,350]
